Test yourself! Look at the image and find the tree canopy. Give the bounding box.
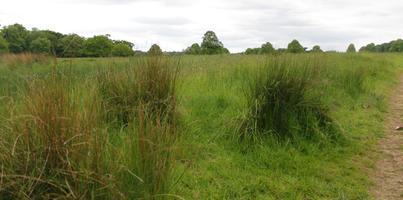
[147,44,163,56]
[184,43,201,55]
[1,24,29,53]
[259,42,274,54]
[112,43,134,57]
[60,34,85,57]
[311,45,323,53]
[287,40,304,53]
[30,37,51,54]
[82,35,113,57]
[346,44,356,53]
[0,36,9,53]
[201,31,226,54]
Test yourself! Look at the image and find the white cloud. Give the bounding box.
[1,0,403,52]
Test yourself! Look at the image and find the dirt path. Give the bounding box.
[371,75,403,200]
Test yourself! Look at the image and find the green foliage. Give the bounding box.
[27,29,64,55]
[287,39,304,53]
[147,44,163,56]
[259,42,274,54]
[389,39,403,52]
[0,35,9,53]
[184,43,201,55]
[60,34,84,57]
[359,43,377,52]
[112,43,134,57]
[82,35,113,57]
[311,45,323,53]
[29,37,51,54]
[201,31,227,54]
[346,43,356,53]
[113,40,134,49]
[244,48,259,55]
[0,24,29,53]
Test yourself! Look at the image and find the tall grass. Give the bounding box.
[97,56,179,125]
[236,55,339,144]
[0,52,49,68]
[0,68,111,198]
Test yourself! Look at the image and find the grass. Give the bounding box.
[0,53,402,199]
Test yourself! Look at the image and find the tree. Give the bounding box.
[389,39,403,52]
[346,44,356,53]
[147,44,163,56]
[259,42,274,54]
[0,35,9,53]
[0,24,29,53]
[311,45,323,53]
[27,29,64,55]
[30,37,51,54]
[359,43,377,52]
[184,43,201,55]
[112,43,134,57]
[60,34,85,57]
[113,40,134,49]
[201,31,225,54]
[244,48,259,55]
[287,40,304,53]
[82,35,113,57]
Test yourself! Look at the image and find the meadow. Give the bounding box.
[0,53,402,199]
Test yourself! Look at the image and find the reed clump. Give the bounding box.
[236,55,339,144]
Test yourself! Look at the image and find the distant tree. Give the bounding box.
[377,42,392,52]
[82,35,113,57]
[134,50,146,56]
[287,40,304,53]
[112,43,134,57]
[147,44,163,56]
[311,45,323,53]
[30,37,51,54]
[346,44,356,53]
[0,24,29,53]
[184,43,201,55]
[244,48,260,55]
[113,40,134,49]
[0,35,9,53]
[359,43,377,52]
[201,31,225,54]
[60,34,85,57]
[259,42,274,54]
[221,48,230,54]
[389,39,403,52]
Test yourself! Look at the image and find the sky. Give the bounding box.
[1,0,402,53]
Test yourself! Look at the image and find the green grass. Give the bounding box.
[0,53,402,199]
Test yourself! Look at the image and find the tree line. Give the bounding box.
[0,24,138,57]
[1,23,403,57]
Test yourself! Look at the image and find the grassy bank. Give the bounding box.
[0,53,402,199]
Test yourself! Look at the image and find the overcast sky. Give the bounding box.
[1,0,402,53]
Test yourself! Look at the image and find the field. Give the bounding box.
[0,53,402,199]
